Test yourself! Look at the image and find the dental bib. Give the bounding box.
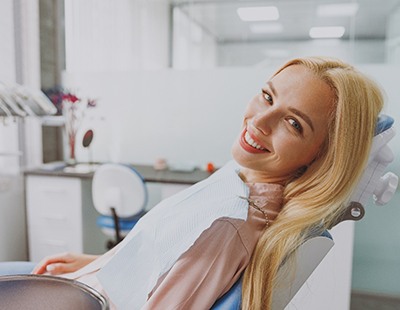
[96,161,249,309]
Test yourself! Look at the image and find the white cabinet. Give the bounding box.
[26,175,107,262]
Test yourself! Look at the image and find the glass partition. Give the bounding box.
[171,0,400,69]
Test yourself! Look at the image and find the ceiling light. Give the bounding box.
[317,3,359,17]
[309,26,345,39]
[250,23,283,34]
[237,6,279,22]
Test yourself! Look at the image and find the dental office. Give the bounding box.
[1,0,400,309]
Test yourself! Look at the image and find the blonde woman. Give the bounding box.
[1,57,384,309]
[240,57,383,309]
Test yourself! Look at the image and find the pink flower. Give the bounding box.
[62,94,80,103]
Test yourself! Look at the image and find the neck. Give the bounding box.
[239,168,289,185]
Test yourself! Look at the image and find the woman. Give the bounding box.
[240,56,383,309]
[3,57,384,309]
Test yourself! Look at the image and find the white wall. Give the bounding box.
[63,67,267,168]
[0,0,17,83]
[387,4,400,63]
[64,0,170,71]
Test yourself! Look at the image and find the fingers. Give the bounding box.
[31,252,73,275]
[45,262,76,275]
[31,253,99,275]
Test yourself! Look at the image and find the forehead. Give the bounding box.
[270,65,335,114]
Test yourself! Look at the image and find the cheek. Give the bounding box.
[275,137,321,166]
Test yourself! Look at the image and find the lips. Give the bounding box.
[239,129,269,154]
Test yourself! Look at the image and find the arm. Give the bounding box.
[32,252,99,275]
[143,219,250,310]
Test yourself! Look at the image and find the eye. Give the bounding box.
[261,89,273,104]
[288,118,303,133]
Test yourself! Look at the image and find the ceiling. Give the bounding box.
[171,0,400,43]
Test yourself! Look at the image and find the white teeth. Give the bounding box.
[245,131,265,150]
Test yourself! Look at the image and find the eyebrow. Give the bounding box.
[288,107,315,132]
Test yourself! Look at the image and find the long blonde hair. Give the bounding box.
[241,57,384,309]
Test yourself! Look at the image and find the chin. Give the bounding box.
[231,150,252,170]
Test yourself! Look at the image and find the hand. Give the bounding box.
[32,252,99,275]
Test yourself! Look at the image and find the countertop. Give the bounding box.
[24,163,213,185]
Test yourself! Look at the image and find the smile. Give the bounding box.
[240,129,269,153]
[244,131,267,150]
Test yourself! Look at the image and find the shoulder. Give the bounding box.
[209,217,255,257]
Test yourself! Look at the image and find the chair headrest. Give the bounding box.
[336,114,398,226]
[376,114,394,135]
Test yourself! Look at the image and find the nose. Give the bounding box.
[252,109,277,135]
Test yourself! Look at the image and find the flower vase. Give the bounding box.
[63,99,80,165]
[68,133,77,165]
[61,93,96,165]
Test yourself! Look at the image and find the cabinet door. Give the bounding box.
[26,176,83,262]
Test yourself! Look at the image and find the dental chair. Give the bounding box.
[212,114,398,309]
[92,164,148,250]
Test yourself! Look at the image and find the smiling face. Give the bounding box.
[232,65,335,184]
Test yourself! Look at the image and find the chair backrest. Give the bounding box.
[211,231,334,310]
[92,164,148,218]
[211,115,398,309]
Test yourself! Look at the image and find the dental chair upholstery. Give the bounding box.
[212,114,398,309]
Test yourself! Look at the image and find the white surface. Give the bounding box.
[64,0,169,72]
[25,175,108,261]
[287,222,355,310]
[92,164,147,217]
[26,176,84,262]
[273,236,335,309]
[0,0,16,83]
[350,126,397,206]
